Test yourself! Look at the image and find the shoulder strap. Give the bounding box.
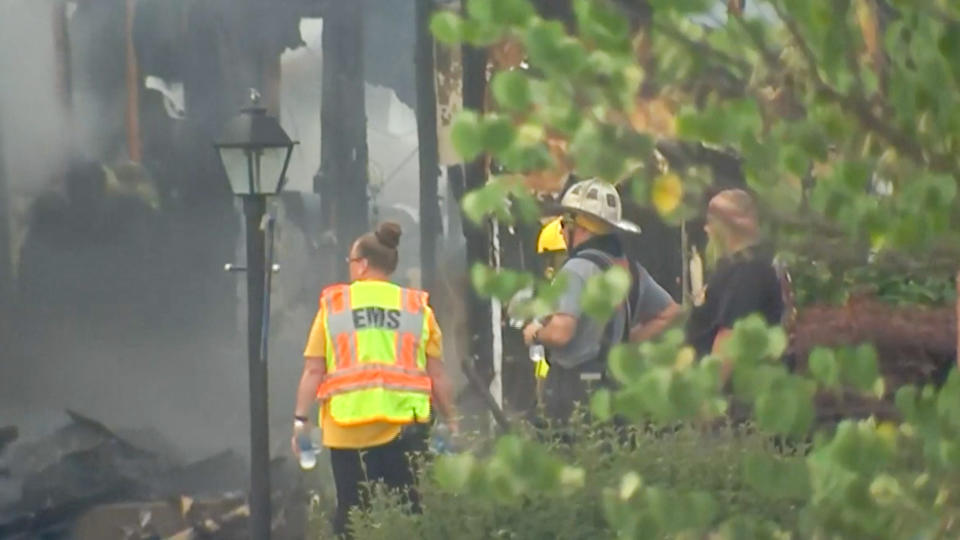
[572,249,638,345]
[573,249,614,272]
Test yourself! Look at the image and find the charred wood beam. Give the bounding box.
[416,0,442,293]
[124,0,142,162]
[0,426,17,456]
[460,39,494,384]
[0,119,10,309]
[319,0,370,280]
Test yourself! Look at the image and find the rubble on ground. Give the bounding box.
[0,411,305,539]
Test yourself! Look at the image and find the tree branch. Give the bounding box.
[652,20,752,76]
[772,3,955,173]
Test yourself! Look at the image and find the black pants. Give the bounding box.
[542,362,606,422]
[329,427,426,537]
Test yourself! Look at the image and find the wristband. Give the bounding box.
[294,415,309,424]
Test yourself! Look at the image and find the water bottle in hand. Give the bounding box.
[529,344,545,363]
[297,427,319,470]
[431,423,453,455]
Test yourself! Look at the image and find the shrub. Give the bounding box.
[327,421,801,540]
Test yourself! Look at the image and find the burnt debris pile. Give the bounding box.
[0,411,304,539]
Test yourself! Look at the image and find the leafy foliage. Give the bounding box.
[348,0,960,538]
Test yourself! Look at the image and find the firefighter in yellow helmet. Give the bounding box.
[530,216,568,383]
[537,216,567,279]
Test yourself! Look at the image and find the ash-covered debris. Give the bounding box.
[0,411,303,539]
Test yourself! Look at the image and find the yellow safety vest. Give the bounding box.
[316,280,432,426]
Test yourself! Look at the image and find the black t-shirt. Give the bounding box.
[685,245,784,357]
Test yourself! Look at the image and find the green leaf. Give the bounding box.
[573,0,632,52]
[808,347,840,389]
[481,115,517,154]
[580,265,631,323]
[470,264,534,301]
[524,20,587,76]
[451,111,484,161]
[570,121,628,181]
[743,452,811,500]
[590,388,613,422]
[460,18,505,46]
[491,70,533,112]
[467,0,535,26]
[433,453,477,492]
[607,344,646,385]
[755,376,815,436]
[841,344,880,393]
[430,11,464,45]
[497,143,554,173]
[647,0,712,14]
[894,385,918,421]
[686,491,718,530]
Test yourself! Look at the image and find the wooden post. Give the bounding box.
[320,0,369,280]
[416,0,441,293]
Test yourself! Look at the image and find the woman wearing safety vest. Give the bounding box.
[292,221,457,538]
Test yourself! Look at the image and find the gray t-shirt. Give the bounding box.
[548,253,675,369]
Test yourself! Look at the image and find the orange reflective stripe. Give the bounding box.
[397,332,418,369]
[334,332,356,369]
[318,368,431,397]
[330,287,347,313]
[404,288,423,314]
[329,363,428,378]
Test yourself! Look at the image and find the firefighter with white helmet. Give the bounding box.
[522,179,680,422]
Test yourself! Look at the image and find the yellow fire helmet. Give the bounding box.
[537,217,567,254]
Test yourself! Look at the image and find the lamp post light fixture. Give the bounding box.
[215,89,297,540]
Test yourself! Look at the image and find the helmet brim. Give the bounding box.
[559,205,642,235]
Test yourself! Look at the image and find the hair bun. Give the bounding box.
[374,221,402,249]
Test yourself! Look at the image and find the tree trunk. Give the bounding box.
[320,0,369,281]
[416,0,441,293]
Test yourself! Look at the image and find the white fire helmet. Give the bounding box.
[559,178,641,234]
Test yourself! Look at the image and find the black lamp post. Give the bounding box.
[215,89,297,540]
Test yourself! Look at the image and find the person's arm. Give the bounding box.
[522,267,584,347]
[294,356,326,419]
[523,314,577,347]
[628,269,681,343]
[291,356,325,455]
[629,302,680,342]
[427,357,457,430]
[712,328,734,383]
[293,304,328,454]
[423,306,458,431]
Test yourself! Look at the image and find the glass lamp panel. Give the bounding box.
[219,147,254,195]
[253,146,292,194]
